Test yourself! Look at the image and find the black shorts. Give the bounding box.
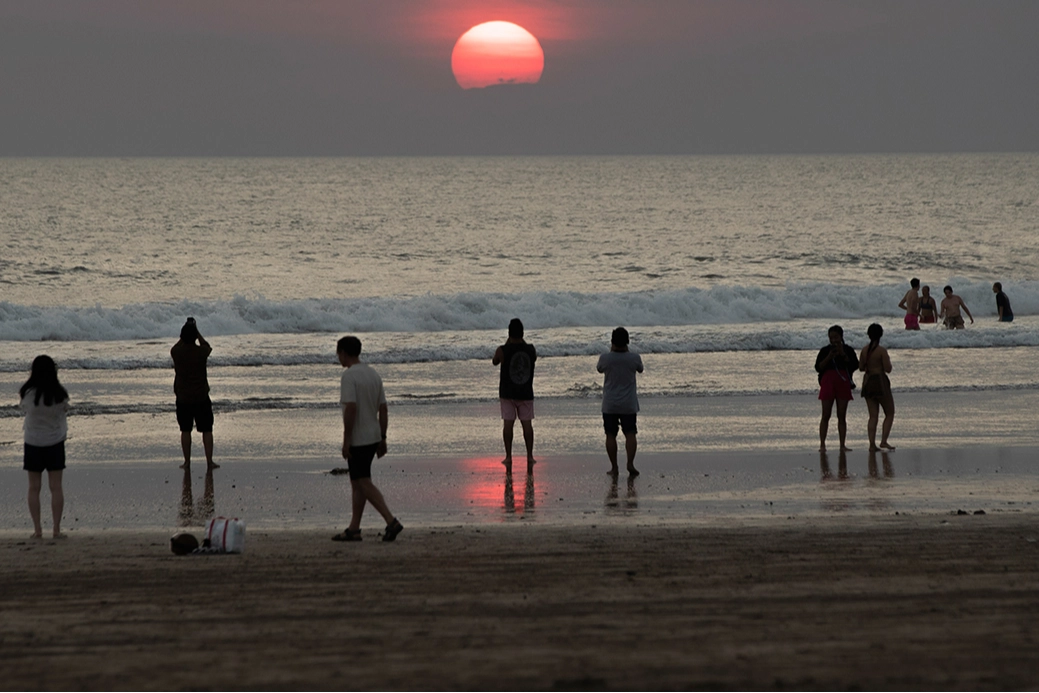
[603,413,638,436]
[24,441,66,473]
[347,443,380,480]
[176,397,214,433]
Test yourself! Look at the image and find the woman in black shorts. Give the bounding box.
[19,355,69,539]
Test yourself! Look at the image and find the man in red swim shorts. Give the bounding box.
[898,278,921,330]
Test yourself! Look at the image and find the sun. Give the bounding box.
[451,21,544,90]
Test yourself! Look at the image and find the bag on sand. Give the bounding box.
[204,517,246,553]
[170,532,200,555]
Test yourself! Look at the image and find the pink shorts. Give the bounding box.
[904,313,920,330]
[500,399,534,421]
[818,369,854,402]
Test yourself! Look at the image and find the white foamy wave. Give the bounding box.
[0,279,1032,342]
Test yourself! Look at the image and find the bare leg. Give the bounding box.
[836,399,852,451]
[348,481,368,532]
[520,419,535,469]
[819,398,835,451]
[624,432,639,476]
[501,419,515,469]
[355,478,395,525]
[605,434,619,474]
[866,397,880,451]
[202,431,218,468]
[879,393,896,449]
[27,471,43,538]
[48,469,64,537]
[180,431,192,468]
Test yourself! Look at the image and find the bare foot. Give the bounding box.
[526,458,536,467]
[819,445,826,452]
[29,533,42,540]
[207,462,221,469]
[179,462,189,469]
[880,442,896,450]
[869,446,880,452]
[840,446,853,452]
[608,467,619,475]
[627,466,640,477]
[52,532,67,540]
[501,458,513,473]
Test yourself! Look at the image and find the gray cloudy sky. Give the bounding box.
[1,0,1036,156]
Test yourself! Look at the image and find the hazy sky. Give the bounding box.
[2,0,1036,156]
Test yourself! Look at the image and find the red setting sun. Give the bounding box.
[451,21,544,90]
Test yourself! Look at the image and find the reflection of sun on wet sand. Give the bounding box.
[3,517,1039,689]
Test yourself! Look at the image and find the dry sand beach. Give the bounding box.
[3,516,1039,691]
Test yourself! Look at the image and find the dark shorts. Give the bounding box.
[603,413,638,437]
[24,441,66,473]
[347,443,380,481]
[176,397,214,433]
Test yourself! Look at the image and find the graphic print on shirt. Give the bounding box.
[509,351,532,385]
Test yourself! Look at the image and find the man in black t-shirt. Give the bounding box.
[993,282,1014,323]
[492,318,537,472]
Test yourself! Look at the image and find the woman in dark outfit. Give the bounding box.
[816,325,859,452]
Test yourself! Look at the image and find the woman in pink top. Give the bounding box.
[19,355,69,539]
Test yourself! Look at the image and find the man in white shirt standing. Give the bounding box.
[332,336,403,542]
[596,327,644,477]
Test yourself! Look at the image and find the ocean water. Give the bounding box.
[1,155,1038,455]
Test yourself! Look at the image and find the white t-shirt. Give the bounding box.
[340,363,387,447]
[596,351,644,414]
[21,389,69,447]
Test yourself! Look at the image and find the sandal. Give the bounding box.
[331,529,362,542]
[382,518,404,542]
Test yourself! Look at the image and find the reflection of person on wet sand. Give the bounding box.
[503,472,515,514]
[605,474,638,512]
[815,325,858,452]
[819,450,848,481]
[179,465,216,526]
[868,449,894,478]
[858,323,895,452]
[524,472,535,512]
[503,470,535,516]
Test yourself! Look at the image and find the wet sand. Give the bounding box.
[3,515,1039,690]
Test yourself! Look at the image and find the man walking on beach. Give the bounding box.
[993,282,1014,322]
[597,327,643,477]
[171,317,218,469]
[898,278,921,330]
[940,285,974,329]
[332,336,402,542]
[492,318,537,472]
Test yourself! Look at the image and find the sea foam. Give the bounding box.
[0,279,1030,343]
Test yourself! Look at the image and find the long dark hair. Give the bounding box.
[865,323,883,361]
[19,355,68,407]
